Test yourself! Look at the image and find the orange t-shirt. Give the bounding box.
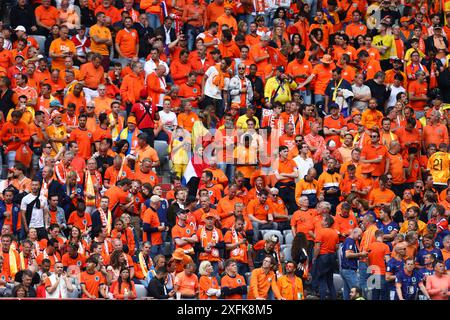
[115,29,139,58]
[142,207,163,245]
[290,209,315,241]
[69,127,94,160]
[220,274,246,299]
[79,62,105,90]
[177,112,199,133]
[0,49,13,69]
[408,80,428,111]
[35,5,60,28]
[217,196,241,229]
[367,241,391,275]
[49,38,76,71]
[175,271,199,296]
[89,24,112,56]
[68,211,92,232]
[80,271,106,298]
[312,63,334,95]
[315,227,339,255]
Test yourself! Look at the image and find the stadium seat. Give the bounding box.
[261,229,283,244]
[31,35,46,56]
[135,284,147,298]
[284,232,294,245]
[281,244,292,262]
[283,229,291,240]
[333,273,344,297]
[245,272,251,285]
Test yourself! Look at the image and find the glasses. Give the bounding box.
[371,135,378,138]
[87,106,94,109]
[238,67,246,70]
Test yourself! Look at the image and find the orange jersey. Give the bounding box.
[80,271,106,298]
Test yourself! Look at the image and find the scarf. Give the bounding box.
[85,170,96,207]
[19,252,27,270]
[200,226,219,257]
[212,64,225,90]
[139,252,150,279]
[98,207,112,235]
[109,113,123,141]
[229,227,243,258]
[43,249,59,263]
[9,249,18,277]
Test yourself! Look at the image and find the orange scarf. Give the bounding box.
[212,64,225,90]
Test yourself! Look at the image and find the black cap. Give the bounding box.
[276,65,285,72]
[211,49,221,55]
[329,102,339,110]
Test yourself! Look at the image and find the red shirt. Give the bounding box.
[131,101,156,129]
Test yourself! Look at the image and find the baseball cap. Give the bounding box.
[14,26,26,32]
[276,65,285,73]
[150,195,161,203]
[127,116,137,124]
[329,102,339,110]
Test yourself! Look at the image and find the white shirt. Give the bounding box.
[45,274,71,299]
[204,66,223,100]
[387,85,405,108]
[292,155,314,183]
[20,193,47,228]
[351,83,371,111]
[159,110,178,131]
[144,59,169,77]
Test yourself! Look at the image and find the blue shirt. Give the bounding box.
[417,267,434,279]
[395,269,423,300]
[415,248,443,267]
[435,229,450,249]
[341,237,359,270]
[386,257,404,291]
[376,220,399,236]
[446,258,450,271]
[144,198,169,225]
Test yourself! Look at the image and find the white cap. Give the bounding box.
[150,195,161,203]
[14,26,26,32]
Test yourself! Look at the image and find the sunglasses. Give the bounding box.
[371,135,379,138]
[295,140,302,143]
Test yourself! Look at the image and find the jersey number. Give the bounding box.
[432,159,442,171]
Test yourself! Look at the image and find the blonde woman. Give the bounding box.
[198,261,221,300]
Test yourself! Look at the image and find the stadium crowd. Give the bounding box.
[0,0,449,300]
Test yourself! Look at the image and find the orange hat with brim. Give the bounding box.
[351,109,361,116]
[172,248,185,260]
[203,211,218,220]
[127,116,137,124]
[224,3,234,9]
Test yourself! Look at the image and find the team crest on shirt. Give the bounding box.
[237,278,242,284]
[186,229,191,235]
[83,219,87,225]
[412,277,416,283]
[135,197,140,202]
[95,276,99,281]
[349,245,353,249]
[0,276,4,281]
[193,88,198,94]
[122,172,126,176]
[264,205,269,210]
[150,176,155,181]
[435,242,440,248]
[208,190,213,196]
[388,226,393,231]
[77,261,82,266]
[77,188,82,194]
[349,220,354,225]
